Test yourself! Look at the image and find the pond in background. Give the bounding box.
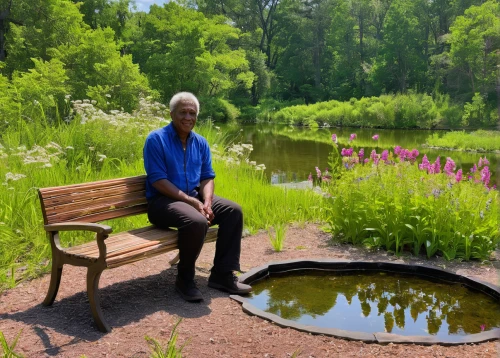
[222,123,499,188]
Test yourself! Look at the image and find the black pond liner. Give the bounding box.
[229,259,500,345]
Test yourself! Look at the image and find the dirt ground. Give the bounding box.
[1,224,499,357]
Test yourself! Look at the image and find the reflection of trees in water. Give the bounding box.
[251,272,500,335]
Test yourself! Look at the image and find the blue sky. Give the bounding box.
[134,0,170,12]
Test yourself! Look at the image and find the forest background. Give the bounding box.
[0,0,499,129]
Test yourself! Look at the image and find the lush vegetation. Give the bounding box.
[0,100,322,291]
[425,130,500,152]
[0,0,499,126]
[319,135,499,260]
[271,93,465,129]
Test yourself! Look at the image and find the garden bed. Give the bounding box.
[0,224,498,357]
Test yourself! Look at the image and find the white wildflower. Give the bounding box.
[5,172,27,181]
[88,147,95,151]
[97,154,107,162]
[249,161,257,166]
[66,146,74,150]
[91,100,97,105]
[105,94,111,98]
[65,94,71,100]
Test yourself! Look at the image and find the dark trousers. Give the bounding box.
[147,194,243,280]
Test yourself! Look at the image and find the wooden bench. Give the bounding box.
[38,175,218,332]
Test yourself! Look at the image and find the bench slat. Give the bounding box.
[45,197,147,223]
[44,191,146,216]
[55,205,148,224]
[62,227,218,267]
[40,176,146,196]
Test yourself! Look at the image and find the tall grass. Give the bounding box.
[425,130,500,152]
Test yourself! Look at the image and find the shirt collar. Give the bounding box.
[166,122,192,140]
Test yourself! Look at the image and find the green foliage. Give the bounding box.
[12,58,70,124]
[0,330,23,358]
[271,93,457,129]
[449,0,500,96]
[130,3,253,107]
[146,319,187,358]
[324,162,499,260]
[201,97,240,122]
[268,223,288,252]
[425,130,500,151]
[461,93,495,127]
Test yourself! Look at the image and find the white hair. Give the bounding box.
[169,92,200,115]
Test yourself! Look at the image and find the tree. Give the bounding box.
[131,3,253,107]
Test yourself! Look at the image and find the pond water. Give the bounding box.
[246,270,500,338]
[223,124,500,188]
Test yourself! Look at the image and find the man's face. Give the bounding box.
[171,100,197,137]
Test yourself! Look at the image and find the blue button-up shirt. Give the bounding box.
[143,123,216,200]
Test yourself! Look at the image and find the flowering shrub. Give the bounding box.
[320,133,499,260]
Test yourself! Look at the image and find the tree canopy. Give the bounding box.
[0,0,498,125]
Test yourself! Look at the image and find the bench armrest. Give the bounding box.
[44,222,113,235]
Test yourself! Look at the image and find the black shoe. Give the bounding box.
[175,276,203,302]
[208,270,252,295]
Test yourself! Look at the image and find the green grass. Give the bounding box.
[425,130,500,152]
[268,223,288,252]
[0,330,23,358]
[146,319,187,358]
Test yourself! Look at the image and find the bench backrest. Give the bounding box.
[38,175,148,225]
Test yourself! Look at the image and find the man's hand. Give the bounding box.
[203,200,215,223]
[189,197,214,225]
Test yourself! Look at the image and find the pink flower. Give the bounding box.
[341,148,354,157]
[455,169,463,182]
[358,148,365,160]
[308,172,313,182]
[443,157,456,176]
[433,156,441,173]
[349,133,357,141]
[480,324,486,331]
[331,133,338,144]
[480,166,491,187]
[470,164,477,173]
[364,158,370,164]
[419,155,430,171]
[394,146,402,156]
[370,149,377,161]
[372,134,379,140]
[381,150,389,162]
[478,157,489,168]
[409,149,419,162]
[315,167,321,178]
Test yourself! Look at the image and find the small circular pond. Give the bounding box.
[230,260,500,345]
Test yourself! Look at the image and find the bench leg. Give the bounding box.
[87,265,110,333]
[168,251,180,266]
[42,254,63,306]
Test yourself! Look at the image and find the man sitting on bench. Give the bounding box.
[143,91,252,302]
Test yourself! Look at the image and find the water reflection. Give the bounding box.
[221,124,500,188]
[247,271,500,338]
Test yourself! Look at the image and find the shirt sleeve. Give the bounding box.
[200,139,216,181]
[143,132,169,184]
